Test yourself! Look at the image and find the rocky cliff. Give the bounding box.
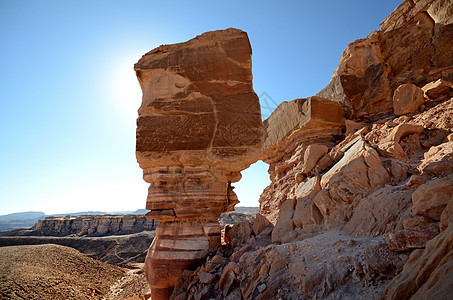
[31,214,157,236]
[317,0,453,120]
[135,0,453,299]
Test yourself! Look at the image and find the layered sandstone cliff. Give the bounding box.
[156,1,453,299]
[31,214,156,236]
[135,28,263,299]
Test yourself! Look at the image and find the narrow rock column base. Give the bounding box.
[144,221,221,299]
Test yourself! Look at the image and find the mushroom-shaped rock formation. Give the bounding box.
[134,28,264,299]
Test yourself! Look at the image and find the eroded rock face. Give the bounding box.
[135,28,263,299]
[259,96,344,224]
[317,0,453,119]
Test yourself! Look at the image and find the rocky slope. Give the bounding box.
[148,0,453,299]
[0,231,155,266]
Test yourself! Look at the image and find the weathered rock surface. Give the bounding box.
[417,141,453,176]
[384,223,440,252]
[412,174,453,220]
[172,229,403,300]
[262,97,343,160]
[343,186,412,237]
[422,79,453,99]
[382,225,453,300]
[135,28,264,299]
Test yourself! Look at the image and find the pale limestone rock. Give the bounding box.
[412,174,453,221]
[393,83,425,116]
[422,79,453,99]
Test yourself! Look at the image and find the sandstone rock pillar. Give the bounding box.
[134,28,263,299]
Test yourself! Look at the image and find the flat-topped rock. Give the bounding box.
[262,96,344,161]
[135,28,263,299]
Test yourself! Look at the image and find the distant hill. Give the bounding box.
[131,209,148,214]
[0,211,45,232]
[48,211,107,217]
[234,206,259,215]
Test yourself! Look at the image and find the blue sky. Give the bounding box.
[0,0,401,215]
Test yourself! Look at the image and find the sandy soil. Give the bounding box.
[0,244,150,300]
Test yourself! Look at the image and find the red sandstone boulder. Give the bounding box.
[392,83,425,116]
[301,144,329,174]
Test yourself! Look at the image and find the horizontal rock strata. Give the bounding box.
[32,214,156,236]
